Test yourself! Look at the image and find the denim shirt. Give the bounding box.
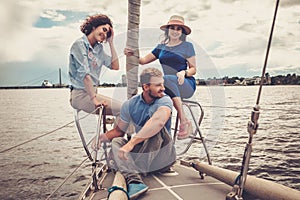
[69,35,112,89]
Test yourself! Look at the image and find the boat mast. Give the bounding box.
[125,0,141,99]
[59,68,62,87]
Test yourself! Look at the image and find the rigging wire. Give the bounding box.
[45,157,89,200]
[0,103,295,154]
[0,107,100,154]
[231,1,281,199]
[200,105,300,112]
[256,0,280,106]
[184,101,300,113]
[1,105,293,154]
[18,70,58,86]
[0,121,74,154]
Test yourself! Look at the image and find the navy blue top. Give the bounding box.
[152,41,195,79]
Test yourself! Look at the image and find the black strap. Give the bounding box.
[107,186,129,200]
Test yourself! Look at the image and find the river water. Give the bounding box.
[0,86,299,199]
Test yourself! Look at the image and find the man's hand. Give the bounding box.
[91,134,108,150]
[118,141,134,160]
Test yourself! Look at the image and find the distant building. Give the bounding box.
[122,74,127,86]
[240,77,261,85]
[206,78,225,85]
[42,80,53,87]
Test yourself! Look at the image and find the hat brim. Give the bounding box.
[160,24,191,35]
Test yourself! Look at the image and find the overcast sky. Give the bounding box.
[0,0,299,86]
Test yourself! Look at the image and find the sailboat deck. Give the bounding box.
[89,163,256,200]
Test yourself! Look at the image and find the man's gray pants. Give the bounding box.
[111,127,176,184]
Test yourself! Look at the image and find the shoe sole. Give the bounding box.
[129,186,149,200]
[159,171,179,176]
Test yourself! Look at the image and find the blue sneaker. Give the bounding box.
[128,183,149,199]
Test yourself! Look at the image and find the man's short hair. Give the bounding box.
[140,67,163,85]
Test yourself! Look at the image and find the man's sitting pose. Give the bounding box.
[94,67,176,199]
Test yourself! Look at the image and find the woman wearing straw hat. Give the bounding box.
[125,15,196,140]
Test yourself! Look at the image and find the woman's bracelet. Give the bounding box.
[185,70,188,77]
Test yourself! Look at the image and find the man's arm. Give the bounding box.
[126,106,171,147]
[101,120,127,142]
[117,105,171,160]
[92,116,128,150]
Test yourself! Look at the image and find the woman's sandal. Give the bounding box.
[177,120,193,140]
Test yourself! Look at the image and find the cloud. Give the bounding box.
[40,10,66,21]
[0,0,42,63]
[189,0,299,76]
[0,0,299,86]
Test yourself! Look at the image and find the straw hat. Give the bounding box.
[160,15,191,35]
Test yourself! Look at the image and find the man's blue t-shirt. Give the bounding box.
[120,94,173,134]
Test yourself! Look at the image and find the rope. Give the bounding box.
[3,103,292,150]
[18,70,57,86]
[0,101,288,154]
[0,106,103,198]
[0,121,74,153]
[0,107,100,154]
[45,157,89,200]
[199,105,299,112]
[205,139,245,148]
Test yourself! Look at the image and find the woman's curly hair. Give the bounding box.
[80,14,113,37]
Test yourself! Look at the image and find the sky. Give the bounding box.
[0,0,299,86]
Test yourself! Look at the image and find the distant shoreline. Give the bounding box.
[0,86,69,90]
[2,73,298,89]
[0,84,299,90]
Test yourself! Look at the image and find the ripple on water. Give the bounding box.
[0,86,299,199]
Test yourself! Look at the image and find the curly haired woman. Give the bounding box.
[69,14,121,116]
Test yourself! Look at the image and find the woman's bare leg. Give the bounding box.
[172,97,192,139]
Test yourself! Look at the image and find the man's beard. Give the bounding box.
[148,90,161,100]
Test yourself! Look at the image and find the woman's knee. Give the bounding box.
[164,76,180,98]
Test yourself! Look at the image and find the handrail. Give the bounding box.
[174,99,212,165]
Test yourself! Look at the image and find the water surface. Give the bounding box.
[0,86,299,199]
